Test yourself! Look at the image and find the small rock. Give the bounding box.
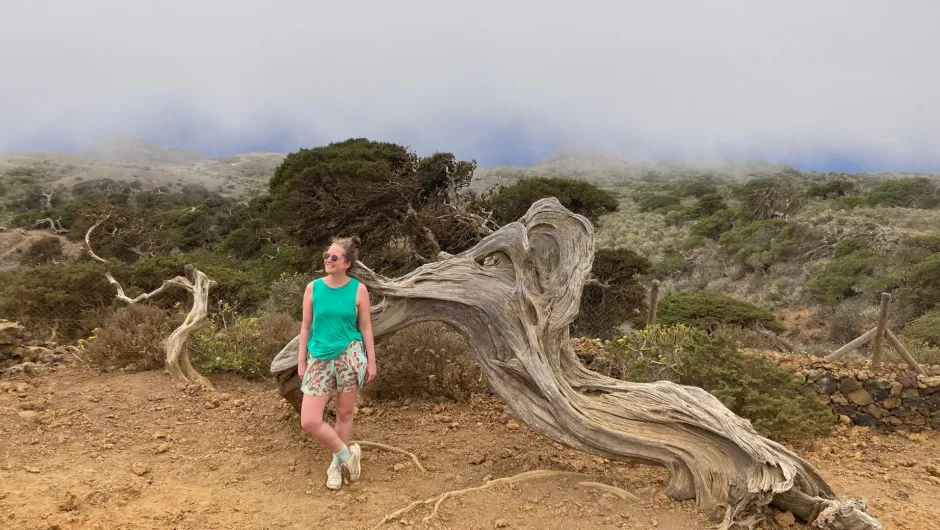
[840,378,861,393]
[929,477,940,487]
[846,389,873,406]
[393,463,405,472]
[17,410,38,420]
[59,491,79,512]
[155,443,170,454]
[153,432,168,440]
[25,466,40,474]
[650,519,659,527]
[469,453,487,465]
[131,461,151,476]
[495,519,509,528]
[926,464,940,478]
[774,510,796,527]
[890,381,903,397]
[360,407,374,416]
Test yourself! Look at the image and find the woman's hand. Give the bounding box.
[366,361,377,383]
[298,360,307,379]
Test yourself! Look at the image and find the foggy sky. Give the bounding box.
[2,1,938,171]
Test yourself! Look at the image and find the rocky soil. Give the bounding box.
[2,362,939,530]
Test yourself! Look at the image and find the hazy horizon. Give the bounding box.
[2,1,938,173]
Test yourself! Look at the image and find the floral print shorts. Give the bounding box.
[300,340,367,397]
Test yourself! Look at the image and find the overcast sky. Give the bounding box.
[2,1,938,171]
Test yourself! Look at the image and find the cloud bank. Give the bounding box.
[2,0,938,170]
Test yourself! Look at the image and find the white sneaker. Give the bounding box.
[343,443,362,483]
[326,462,343,490]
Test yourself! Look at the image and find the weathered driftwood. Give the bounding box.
[85,218,215,388]
[270,198,881,529]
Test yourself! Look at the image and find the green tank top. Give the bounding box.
[307,277,363,361]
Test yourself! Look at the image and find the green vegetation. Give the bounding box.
[805,250,880,304]
[901,310,940,348]
[637,194,681,213]
[592,325,835,442]
[573,248,651,338]
[718,220,811,272]
[487,177,618,224]
[657,290,784,332]
[867,177,939,209]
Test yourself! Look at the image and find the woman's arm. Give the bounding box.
[357,282,377,382]
[297,283,313,378]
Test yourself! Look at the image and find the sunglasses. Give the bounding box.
[323,252,346,262]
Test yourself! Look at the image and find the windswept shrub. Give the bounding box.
[19,237,65,266]
[896,253,940,318]
[82,305,170,370]
[0,262,115,340]
[901,309,940,348]
[591,325,835,442]
[867,177,939,209]
[657,290,784,333]
[734,178,802,222]
[833,237,867,258]
[719,220,812,272]
[638,194,681,213]
[264,272,316,320]
[690,208,737,240]
[190,312,299,379]
[806,180,856,199]
[573,248,651,339]
[805,250,880,304]
[365,322,487,402]
[487,177,619,224]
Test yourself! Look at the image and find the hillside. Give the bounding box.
[1,140,284,225]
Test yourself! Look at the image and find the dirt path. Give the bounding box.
[2,364,938,530]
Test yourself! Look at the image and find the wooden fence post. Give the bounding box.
[648,280,660,327]
[870,292,891,370]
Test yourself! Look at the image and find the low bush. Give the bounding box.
[365,322,487,402]
[573,247,651,339]
[81,305,170,370]
[591,325,835,442]
[638,194,681,213]
[19,237,65,266]
[719,219,813,272]
[901,309,940,348]
[657,290,784,333]
[895,253,940,318]
[690,208,737,240]
[190,311,299,379]
[805,250,880,304]
[264,272,315,320]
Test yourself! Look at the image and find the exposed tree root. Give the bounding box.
[352,440,426,472]
[578,481,640,502]
[373,470,598,528]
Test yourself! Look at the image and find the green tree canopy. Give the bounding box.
[269,138,493,273]
[486,177,618,224]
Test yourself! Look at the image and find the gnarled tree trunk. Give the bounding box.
[270,198,881,530]
[86,219,215,389]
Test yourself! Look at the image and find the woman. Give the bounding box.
[297,235,377,490]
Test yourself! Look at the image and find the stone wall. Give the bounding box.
[763,352,940,432]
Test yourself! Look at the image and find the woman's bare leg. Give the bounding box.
[300,393,344,453]
[334,388,358,445]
